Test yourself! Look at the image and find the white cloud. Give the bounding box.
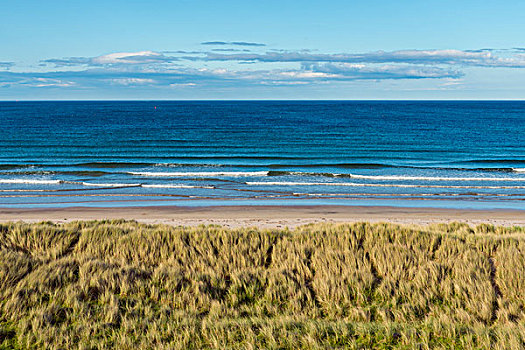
[201,49,525,68]
[0,62,14,70]
[169,83,197,87]
[279,71,338,78]
[31,78,76,87]
[111,78,156,85]
[93,51,171,65]
[43,51,178,67]
[302,63,462,80]
[3,46,524,94]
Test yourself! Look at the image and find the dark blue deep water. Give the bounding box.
[1,101,524,209]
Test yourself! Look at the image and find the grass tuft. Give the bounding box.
[1,220,525,348]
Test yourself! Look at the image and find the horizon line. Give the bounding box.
[1,99,525,102]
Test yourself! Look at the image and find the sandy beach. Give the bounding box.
[1,205,524,228]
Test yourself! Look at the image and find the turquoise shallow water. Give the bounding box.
[1,101,524,209]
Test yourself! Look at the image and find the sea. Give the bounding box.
[1,101,524,209]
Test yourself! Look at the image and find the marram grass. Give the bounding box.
[1,220,525,349]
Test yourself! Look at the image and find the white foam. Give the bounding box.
[83,182,215,189]
[0,179,62,185]
[293,192,441,197]
[82,182,141,187]
[129,171,269,177]
[0,178,216,190]
[247,181,358,187]
[246,181,525,189]
[346,174,525,181]
[142,184,214,189]
[513,168,525,173]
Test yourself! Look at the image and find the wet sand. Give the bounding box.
[1,205,525,228]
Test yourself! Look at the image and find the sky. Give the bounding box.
[1,0,525,100]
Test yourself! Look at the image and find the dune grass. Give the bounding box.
[1,220,525,349]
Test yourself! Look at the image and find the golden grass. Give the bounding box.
[1,220,525,349]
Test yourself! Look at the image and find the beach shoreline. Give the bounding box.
[1,204,524,228]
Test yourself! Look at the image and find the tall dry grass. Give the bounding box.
[1,220,525,349]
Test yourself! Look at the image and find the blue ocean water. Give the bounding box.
[0,101,524,209]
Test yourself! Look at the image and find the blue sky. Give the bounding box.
[1,0,525,100]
